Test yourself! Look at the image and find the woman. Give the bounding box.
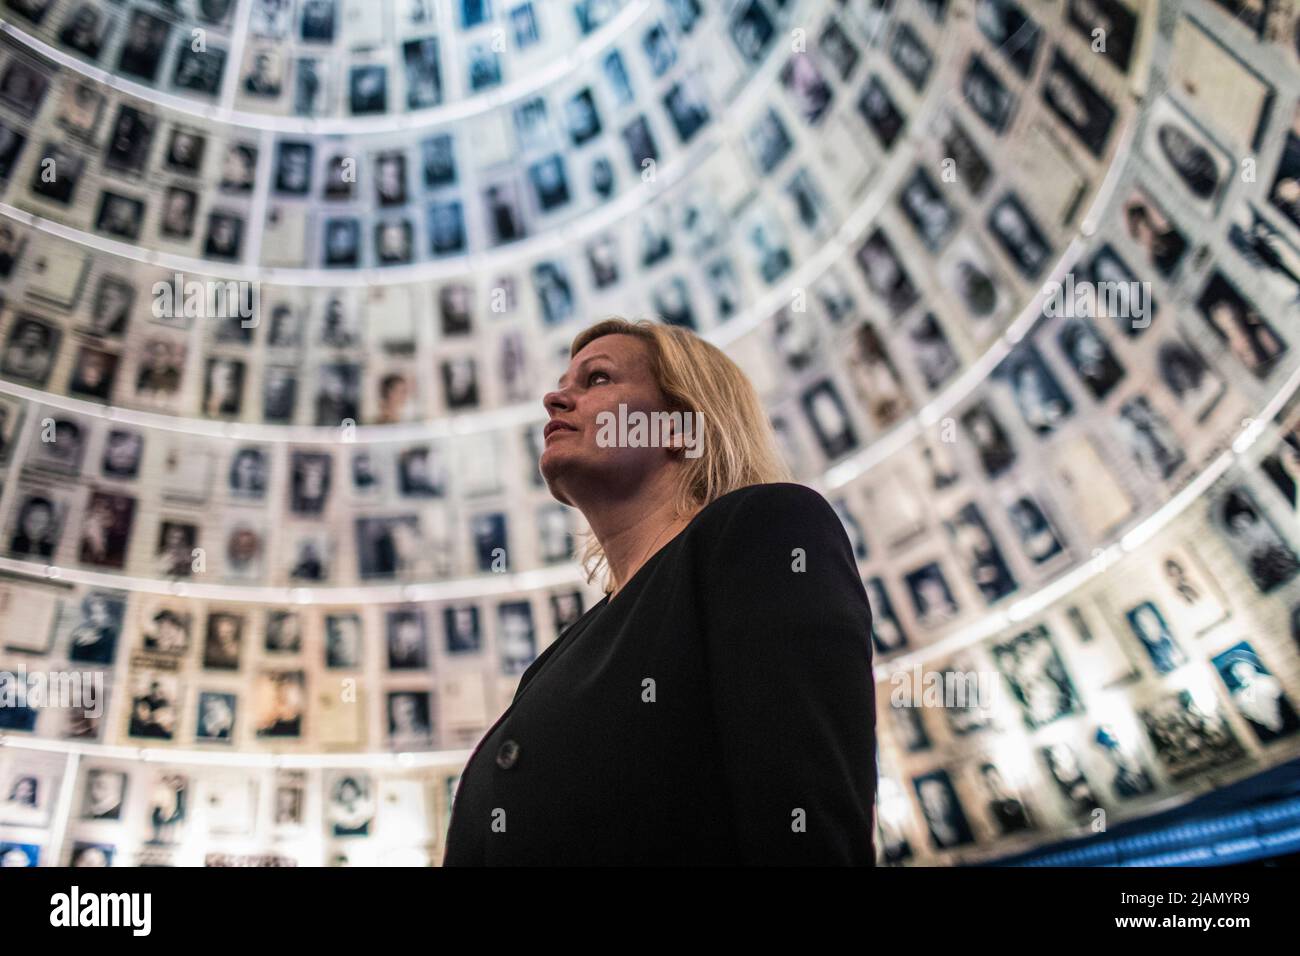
[443,318,877,865]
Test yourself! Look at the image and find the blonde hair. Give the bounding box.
[567,317,793,592]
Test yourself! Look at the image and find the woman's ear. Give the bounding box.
[662,413,694,459]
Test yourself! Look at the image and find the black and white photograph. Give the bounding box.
[1142,98,1232,217]
[1139,689,1247,782]
[0,0,1291,880]
[143,604,191,656]
[986,193,1051,278]
[387,691,433,749]
[403,38,443,109]
[1065,0,1137,73]
[128,672,178,740]
[1114,394,1185,482]
[255,670,304,738]
[1041,743,1104,820]
[1,316,59,386]
[1213,642,1300,744]
[1040,50,1117,158]
[80,769,126,820]
[975,0,1041,77]
[94,191,145,240]
[904,561,960,628]
[961,54,1017,134]
[1196,270,1287,378]
[889,22,934,90]
[855,228,919,316]
[1124,600,1188,675]
[857,74,906,150]
[444,604,482,654]
[78,491,135,569]
[355,515,422,577]
[1057,318,1126,400]
[945,503,1018,604]
[801,378,859,460]
[197,692,236,742]
[898,167,959,251]
[0,59,49,120]
[1005,492,1066,565]
[386,609,428,669]
[173,46,227,96]
[912,770,975,849]
[991,625,1081,729]
[961,401,1017,478]
[907,312,960,392]
[497,600,537,676]
[998,344,1074,436]
[864,577,907,654]
[1214,484,1300,593]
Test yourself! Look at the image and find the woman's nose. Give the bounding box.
[543,387,573,413]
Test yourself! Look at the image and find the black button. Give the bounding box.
[496,739,520,769]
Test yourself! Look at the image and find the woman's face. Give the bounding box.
[539,334,679,507]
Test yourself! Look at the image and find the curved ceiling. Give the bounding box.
[0,0,1299,867]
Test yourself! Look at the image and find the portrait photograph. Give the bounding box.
[327,773,374,837]
[9,492,65,559]
[976,0,1041,77]
[962,53,1017,134]
[1124,600,1188,675]
[1004,492,1066,566]
[386,609,429,669]
[1142,98,1232,217]
[80,768,126,821]
[63,590,124,664]
[196,692,237,742]
[497,600,537,676]
[1196,270,1287,379]
[856,74,905,151]
[1213,642,1300,744]
[203,612,245,670]
[1138,689,1247,781]
[998,344,1074,436]
[1,316,60,386]
[0,764,55,828]
[128,672,179,740]
[444,604,482,654]
[986,192,1051,279]
[1057,318,1126,400]
[912,769,975,850]
[855,228,919,317]
[142,604,191,656]
[904,560,961,629]
[1040,49,1117,158]
[255,670,305,738]
[1040,742,1104,821]
[265,610,303,654]
[354,514,421,577]
[1214,484,1300,593]
[387,691,433,749]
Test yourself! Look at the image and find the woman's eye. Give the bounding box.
[587,370,610,385]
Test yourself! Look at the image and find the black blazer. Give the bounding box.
[442,482,877,865]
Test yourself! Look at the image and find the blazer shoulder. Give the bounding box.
[690,482,841,547]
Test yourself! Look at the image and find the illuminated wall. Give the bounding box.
[0,0,1298,866]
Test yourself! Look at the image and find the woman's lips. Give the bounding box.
[544,421,578,440]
